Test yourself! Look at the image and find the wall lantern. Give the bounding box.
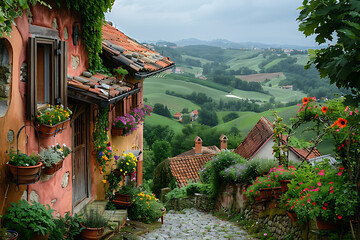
[73,24,79,46]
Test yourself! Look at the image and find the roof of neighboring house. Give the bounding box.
[192,110,198,115]
[175,146,220,157]
[234,116,321,160]
[174,112,182,117]
[234,117,274,159]
[169,154,215,187]
[67,71,139,107]
[102,23,175,78]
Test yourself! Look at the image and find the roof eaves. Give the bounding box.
[135,63,176,79]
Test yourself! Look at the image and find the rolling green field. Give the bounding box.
[145,113,184,134]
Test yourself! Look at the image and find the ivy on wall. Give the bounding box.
[93,107,112,174]
[58,0,115,72]
[0,0,48,37]
[1,0,115,72]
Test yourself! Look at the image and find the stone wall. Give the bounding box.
[165,193,213,212]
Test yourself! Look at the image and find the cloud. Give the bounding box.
[105,0,316,46]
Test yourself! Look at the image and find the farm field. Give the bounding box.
[235,72,284,82]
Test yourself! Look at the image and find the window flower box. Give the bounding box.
[35,105,72,138]
[111,127,124,136]
[39,144,71,175]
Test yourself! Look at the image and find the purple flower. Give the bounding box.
[114,155,119,160]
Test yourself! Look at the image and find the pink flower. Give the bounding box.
[297,104,301,106]
[312,202,316,206]
[313,187,319,192]
[329,182,333,184]
[330,190,334,193]
[338,172,343,176]
[317,182,321,186]
[345,106,349,112]
[307,198,310,203]
[330,186,333,190]
[299,182,303,185]
[350,111,353,115]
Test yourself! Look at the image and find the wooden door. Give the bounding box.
[72,106,90,207]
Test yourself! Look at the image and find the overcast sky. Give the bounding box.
[105,0,318,47]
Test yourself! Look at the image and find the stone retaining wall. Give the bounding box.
[165,193,213,212]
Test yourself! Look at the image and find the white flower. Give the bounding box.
[25,163,29,166]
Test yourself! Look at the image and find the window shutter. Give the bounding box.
[27,37,37,120]
[59,41,68,107]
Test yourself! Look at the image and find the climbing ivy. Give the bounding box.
[1,0,115,71]
[0,0,49,37]
[57,0,115,72]
[93,107,112,174]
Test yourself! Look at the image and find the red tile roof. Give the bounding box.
[169,154,215,187]
[234,116,321,160]
[174,112,182,118]
[102,24,175,76]
[192,110,198,115]
[234,117,274,159]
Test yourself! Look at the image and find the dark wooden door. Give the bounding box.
[72,106,90,207]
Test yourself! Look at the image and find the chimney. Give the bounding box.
[194,136,203,155]
[219,134,228,150]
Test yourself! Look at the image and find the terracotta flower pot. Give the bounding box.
[286,211,297,222]
[316,218,336,230]
[35,119,70,138]
[8,162,42,184]
[113,192,132,207]
[4,230,18,240]
[30,232,50,240]
[111,127,124,136]
[272,187,282,199]
[80,224,104,240]
[259,188,272,201]
[280,180,291,193]
[42,159,64,175]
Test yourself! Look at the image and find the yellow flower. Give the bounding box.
[120,169,123,172]
[46,112,50,116]
[51,115,55,118]
[146,202,149,205]
[126,163,129,165]
[102,180,106,183]
[140,198,143,200]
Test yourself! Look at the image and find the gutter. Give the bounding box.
[135,63,176,80]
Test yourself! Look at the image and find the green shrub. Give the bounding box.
[4,200,55,240]
[128,189,164,224]
[82,208,108,228]
[165,187,186,202]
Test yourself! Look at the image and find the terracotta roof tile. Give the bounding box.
[169,154,215,187]
[102,24,174,74]
[281,135,321,160]
[234,117,274,159]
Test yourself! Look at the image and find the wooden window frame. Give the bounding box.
[27,37,67,120]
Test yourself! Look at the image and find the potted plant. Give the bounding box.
[127,189,164,224]
[7,150,42,184]
[3,200,55,240]
[105,151,138,206]
[111,105,152,136]
[245,176,280,202]
[39,144,71,175]
[80,208,107,240]
[35,104,72,137]
[268,165,297,196]
[0,225,18,240]
[49,212,83,240]
[281,162,359,229]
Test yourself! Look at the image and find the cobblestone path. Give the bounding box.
[139,208,251,240]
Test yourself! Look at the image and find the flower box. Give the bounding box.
[259,188,273,201]
[316,218,336,230]
[35,119,70,138]
[8,162,42,185]
[286,211,297,222]
[272,187,282,199]
[111,127,124,136]
[279,180,291,193]
[42,159,64,175]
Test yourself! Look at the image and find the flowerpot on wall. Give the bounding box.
[8,162,42,184]
[286,211,297,222]
[113,192,132,207]
[35,119,70,138]
[80,225,104,240]
[4,230,18,240]
[42,159,64,175]
[30,232,50,240]
[111,127,124,136]
[259,188,272,201]
[280,180,291,193]
[316,218,336,230]
[272,187,282,199]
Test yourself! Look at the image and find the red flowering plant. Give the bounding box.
[268,165,297,181]
[245,175,280,202]
[281,161,359,223]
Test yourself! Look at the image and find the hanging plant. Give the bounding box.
[93,107,112,174]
